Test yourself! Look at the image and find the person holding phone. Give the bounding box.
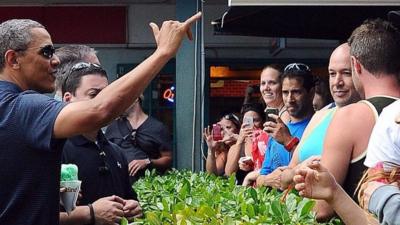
[255,62,315,188]
[203,113,240,176]
[259,64,290,124]
[225,103,266,184]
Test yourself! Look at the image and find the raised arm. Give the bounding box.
[53,12,202,139]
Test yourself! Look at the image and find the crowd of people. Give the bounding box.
[203,16,400,225]
[1,8,400,225]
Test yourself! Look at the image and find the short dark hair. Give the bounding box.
[282,63,315,92]
[241,102,266,123]
[348,18,400,79]
[61,62,108,96]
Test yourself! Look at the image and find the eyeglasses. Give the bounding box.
[98,150,110,175]
[15,44,55,59]
[284,63,311,73]
[70,62,101,72]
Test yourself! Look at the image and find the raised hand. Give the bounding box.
[237,123,253,144]
[150,12,202,58]
[263,114,292,146]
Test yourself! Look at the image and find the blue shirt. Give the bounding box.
[298,108,336,162]
[0,81,66,225]
[260,117,311,175]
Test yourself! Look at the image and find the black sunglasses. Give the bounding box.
[98,150,110,175]
[15,44,55,59]
[38,44,56,59]
[284,63,311,73]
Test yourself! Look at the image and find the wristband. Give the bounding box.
[284,137,299,151]
[88,203,95,225]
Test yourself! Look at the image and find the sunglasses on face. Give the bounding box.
[38,44,56,59]
[284,63,311,73]
[15,44,55,59]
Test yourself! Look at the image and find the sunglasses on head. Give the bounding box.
[223,113,240,127]
[284,63,311,73]
[70,62,101,72]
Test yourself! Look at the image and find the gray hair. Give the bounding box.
[0,19,44,70]
[55,45,98,93]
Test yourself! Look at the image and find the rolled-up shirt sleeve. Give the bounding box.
[368,185,400,225]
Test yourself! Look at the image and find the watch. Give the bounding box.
[284,137,299,151]
[145,158,152,167]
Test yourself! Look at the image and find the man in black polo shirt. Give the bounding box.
[60,62,142,224]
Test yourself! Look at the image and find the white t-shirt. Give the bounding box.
[364,100,400,168]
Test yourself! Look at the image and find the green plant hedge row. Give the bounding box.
[127,169,342,225]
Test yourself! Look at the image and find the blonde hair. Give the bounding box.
[357,161,400,209]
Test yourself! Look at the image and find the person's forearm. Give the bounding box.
[60,206,91,225]
[225,142,243,175]
[280,168,295,189]
[54,50,171,138]
[206,151,218,175]
[328,184,369,225]
[94,50,170,118]
[150,155,172,172]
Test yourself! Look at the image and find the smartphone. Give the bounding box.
[243,116,254,128]
[212,124,223,141]
[265,108,279,122]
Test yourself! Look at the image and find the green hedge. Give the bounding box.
[127,169,341,225]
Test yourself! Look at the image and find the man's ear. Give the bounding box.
[309,86,315,100]
[63,92,73,103]
[351,56,362,75]
[4,50,21,69]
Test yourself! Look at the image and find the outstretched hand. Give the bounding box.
[150,12,202,58]
[293,157,338,203]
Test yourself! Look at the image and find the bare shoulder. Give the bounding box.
[333,102,375,127]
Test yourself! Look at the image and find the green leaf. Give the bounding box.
[120,217,128,225]
[300,200,316,217]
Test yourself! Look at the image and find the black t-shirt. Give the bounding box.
[105,116,172,182]
[105,116,171,162]
[61,131,137,205]
[0,81,66,225]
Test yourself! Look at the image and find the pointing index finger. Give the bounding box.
[183,12,202,28]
